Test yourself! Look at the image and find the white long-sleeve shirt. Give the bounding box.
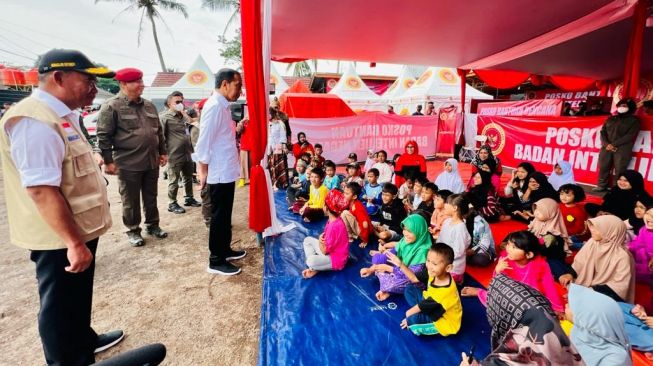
[437,218,471,276]
[268,120,286,152]
[192,93,240,184]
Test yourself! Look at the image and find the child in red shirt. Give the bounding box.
[341,181,373,248]
[558,183,589,249]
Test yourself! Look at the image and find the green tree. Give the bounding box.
[218,30,242,67]
[286,60,318,77]
[95,0,189,72]
[97,78,120,94]
[201,0,240,36]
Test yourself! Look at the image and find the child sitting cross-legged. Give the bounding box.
[340,162,364,190]
[461,230,564,316]
[558,183,589,248]
[302,189,350,279]
[297,167,328,222]
[287,164,311,210]
[528,197,572,279]
[395,242,462,336]
[323,160,341,190]
[372,183,407,244]
[341,182,373,248]
[361,214,431,301]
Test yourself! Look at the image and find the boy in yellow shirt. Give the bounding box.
[300,167,328,222]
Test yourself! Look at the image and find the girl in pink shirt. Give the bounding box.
[461,230,564,314]
[302,190,351,279]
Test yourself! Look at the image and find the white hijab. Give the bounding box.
[434,158,465,193]
[548,160,575,191]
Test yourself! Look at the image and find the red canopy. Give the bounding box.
[279,93,356,118]
[271,0,647,80]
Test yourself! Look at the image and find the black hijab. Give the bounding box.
[524,172,558,202]
[602,169,646,220]
[512,162,536,186]
[468,170,493,209]
[629,194,653,233]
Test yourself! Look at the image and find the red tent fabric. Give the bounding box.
[241,0,271,232]
[279,93,356,118]
[474,69,531,89]
[285,79,311,94]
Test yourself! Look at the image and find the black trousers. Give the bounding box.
[208,182,235,263]
[30,239,99,366]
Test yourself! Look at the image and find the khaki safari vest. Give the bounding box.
[0,97,112,250]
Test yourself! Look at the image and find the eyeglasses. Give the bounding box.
[175,100,184,104]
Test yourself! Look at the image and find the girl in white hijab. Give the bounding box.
[435,158,465,194]
[548,160,575,191]
[567,284,632,366]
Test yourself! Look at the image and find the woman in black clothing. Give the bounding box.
[512,172,558,222]
[600,169,647,220]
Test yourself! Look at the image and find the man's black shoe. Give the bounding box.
[226,250,247,261]
[183,198,202,207]
[127,231,144,247]
[207,261,241,276]
[168,202,186,214]
[146,226,168,239]
[95,330,125,354]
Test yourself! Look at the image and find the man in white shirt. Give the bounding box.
[0,49,123,365]
[193,69,247,275]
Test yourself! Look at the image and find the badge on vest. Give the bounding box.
[61,121,81,142]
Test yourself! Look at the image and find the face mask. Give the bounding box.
[174,103,184,112]
[617,106,629,114]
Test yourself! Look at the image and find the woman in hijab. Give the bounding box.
[394,140,427,187]
[435,158,466,194]
[291,132,315,170]
[459,274,584,366]
[567,284,632,366]
[467,170,500,222]
[626,194,653,241]
[601,170,647,220]
[528,198,572,278]
[469,145,502,192]
[548,160,575,191]
[501,162,536,220]
[559,215,635,303]
[512,172,559,222]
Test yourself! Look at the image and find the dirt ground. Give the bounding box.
[0,171,262,365]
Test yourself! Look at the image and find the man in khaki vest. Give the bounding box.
[96,68,168,246]
[0,49,122,365]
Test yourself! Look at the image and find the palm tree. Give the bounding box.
[201,0,240,36]
[286,60,318,77]
[96,0,188,72]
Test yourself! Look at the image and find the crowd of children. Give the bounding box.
[282,134,653,364]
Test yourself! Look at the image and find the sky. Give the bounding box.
[0,0,403,85]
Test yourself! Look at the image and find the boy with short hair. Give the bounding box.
[408,177,429,212]
[429,189,453,240]
[416,182,438,220]
[341,162,364,190]
[374,183,407,243]
[323,160,341,190]
[399,178,415,202]
[287,160,309,207]
[298,167,328,222]
[347,152,358,165]
[313,143,325,168]
[372,150,394,183]
[342,182,373,248]
[362,168,383,217]
[395,242,462,336]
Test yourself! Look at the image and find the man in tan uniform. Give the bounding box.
[160,91,201,214]
[97,68,168,246]
[0,49,123,365]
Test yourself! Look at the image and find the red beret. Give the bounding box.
[114,68,143,82]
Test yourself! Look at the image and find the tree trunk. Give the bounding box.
[149,14,167,72]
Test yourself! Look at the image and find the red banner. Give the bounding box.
[436,106,457,154]
[477,115,653,191]
[289,114,438,164]
[529,89,603,108]
[477,99,563,117]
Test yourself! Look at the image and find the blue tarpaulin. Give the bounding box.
[259,192,492,366]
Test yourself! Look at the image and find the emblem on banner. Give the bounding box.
[481,122,506,155]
